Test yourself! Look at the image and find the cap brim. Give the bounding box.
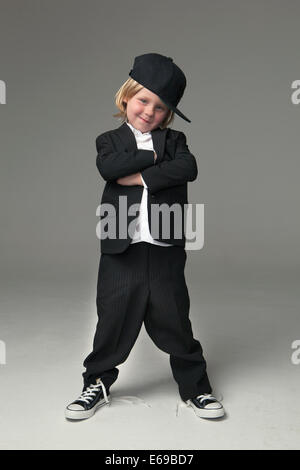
[159,98,191,123]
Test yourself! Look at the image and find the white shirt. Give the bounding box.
[126,120,173,247]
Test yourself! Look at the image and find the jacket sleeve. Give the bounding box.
[96,132,155,182]
[140,132,198,194]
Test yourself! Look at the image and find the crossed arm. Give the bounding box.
[96,131,198,193]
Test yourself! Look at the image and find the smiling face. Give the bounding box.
[123,87,169,132]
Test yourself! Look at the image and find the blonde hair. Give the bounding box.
[113,78,175,129]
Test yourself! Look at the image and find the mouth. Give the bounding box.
[140,117,150,123]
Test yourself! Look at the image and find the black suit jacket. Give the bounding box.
[96,121,198,254]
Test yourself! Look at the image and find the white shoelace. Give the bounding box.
[196,393,218,403]
[76,379,110,405]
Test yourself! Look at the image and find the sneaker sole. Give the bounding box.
[185,399,225,419]
[65,395,110,420]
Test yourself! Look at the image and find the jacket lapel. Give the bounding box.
[115,121,167,165]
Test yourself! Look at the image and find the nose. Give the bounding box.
[145,105,154,117]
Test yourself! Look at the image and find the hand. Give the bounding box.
[154,151,157,162]
[117,172,143,186]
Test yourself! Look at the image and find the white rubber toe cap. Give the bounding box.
[205,402,223,409]
[67,403,85,411]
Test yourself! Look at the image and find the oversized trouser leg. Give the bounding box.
[143,243,212,401]
[82,242,212,401]
[82,244,150,390]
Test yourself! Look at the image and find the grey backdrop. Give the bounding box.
[0,0,299,450]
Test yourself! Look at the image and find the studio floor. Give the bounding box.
[0,270,299,450]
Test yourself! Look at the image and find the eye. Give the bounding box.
[139,99,165,110]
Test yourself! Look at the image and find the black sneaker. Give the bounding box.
[65,378,110,420]
[185,393,225,419]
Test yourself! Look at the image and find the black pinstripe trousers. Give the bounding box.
[82,242,212,401]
